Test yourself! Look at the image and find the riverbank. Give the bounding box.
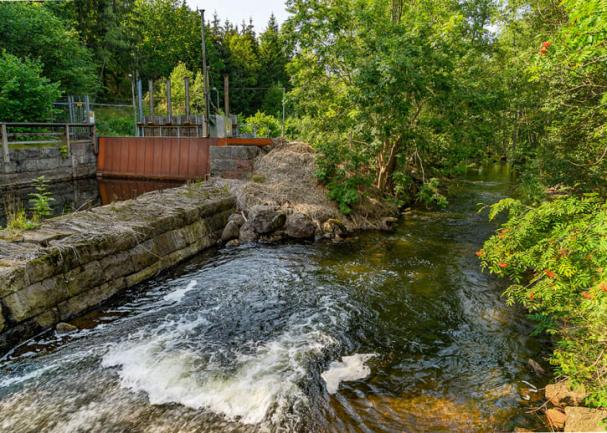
[213,141,400,244]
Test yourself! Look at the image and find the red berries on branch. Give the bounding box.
[540,41,552,55]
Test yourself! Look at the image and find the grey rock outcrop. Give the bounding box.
[248,205,286,235]
[285,213,316,239]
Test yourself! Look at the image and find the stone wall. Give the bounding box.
[0,184,235,354]
[0,142,97,190]
[210,145,261,180]
[0,177,100,227]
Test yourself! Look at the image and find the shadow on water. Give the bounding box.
[0,178,183,227]
[0,164,549,432]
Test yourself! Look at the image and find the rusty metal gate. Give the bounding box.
[97,136,211,180]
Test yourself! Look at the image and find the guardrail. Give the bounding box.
[0,122,96,163]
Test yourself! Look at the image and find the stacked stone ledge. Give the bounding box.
[0,184,235,354]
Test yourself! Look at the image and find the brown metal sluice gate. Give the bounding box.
[96,136,273,181]
[97,136,213,181]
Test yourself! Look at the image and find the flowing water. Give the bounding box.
[0,165,548,433]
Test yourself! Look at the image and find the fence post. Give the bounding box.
[64,124,71,154]
[1,123,9,163]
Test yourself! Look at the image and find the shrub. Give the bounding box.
[417,178,448,209]
[479,195,607,407]
[240,111,281,137]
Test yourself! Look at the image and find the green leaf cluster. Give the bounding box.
[480,195,607,406]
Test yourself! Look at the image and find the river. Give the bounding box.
[0,164,548,432]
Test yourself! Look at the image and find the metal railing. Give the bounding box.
[0,122,96,163]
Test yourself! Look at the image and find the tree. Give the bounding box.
[0,2,98,95]
[0,52,61,122]
[285,0,494,210]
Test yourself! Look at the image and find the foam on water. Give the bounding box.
[102,309,340,425]
[163,279,198,303]
[321,353,376,394]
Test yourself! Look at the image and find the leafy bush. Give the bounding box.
[240,111,281,137]
[314,138,372,215]
[0,51,60,122]
[417,178,448,209]
[479,195,607,407]
[94,106,134,136]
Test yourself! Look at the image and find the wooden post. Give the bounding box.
[200,9,210,136]
[166,79,172,124]
[149,79,155,116]
[184,77,191,117]
[1,123,9,163]
[223,74,230,117]
[137,79,144,121]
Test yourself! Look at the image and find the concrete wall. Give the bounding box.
[0,142,97,189]
[0,184,235,354]
[210,145,261,180]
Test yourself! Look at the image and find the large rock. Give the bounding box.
[545,381,587,406]
[285,213,316,239]
[248,205,286,234]
[322,218,347,238]
[228,213,246,227]
[239,222,258,243]
[221,220,241,243]
[564,407,607,432]
[546,408,567,429]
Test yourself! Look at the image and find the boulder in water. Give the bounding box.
[228,212,246,227]
[56,322,78,334]
[239,222,258,243]
[248,205,286,235]
[285,213,316,239]
[545,380,587,406]
[221,220,241,243]
[322,219,347,238]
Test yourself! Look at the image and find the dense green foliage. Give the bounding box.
[0,1,291,120]
[0,3,98,95]
[480,196,607,406]
[284,0,501,210]
[0,52,61,122]
[476,0,607,406]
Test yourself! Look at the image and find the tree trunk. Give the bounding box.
[391,0,404,24]
[376,138,400,192]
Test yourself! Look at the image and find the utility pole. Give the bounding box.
[200,9,211,137]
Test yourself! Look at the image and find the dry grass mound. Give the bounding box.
[234,141,398,231]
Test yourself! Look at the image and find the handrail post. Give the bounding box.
[64,124,71,155]
[1,123,9,163]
